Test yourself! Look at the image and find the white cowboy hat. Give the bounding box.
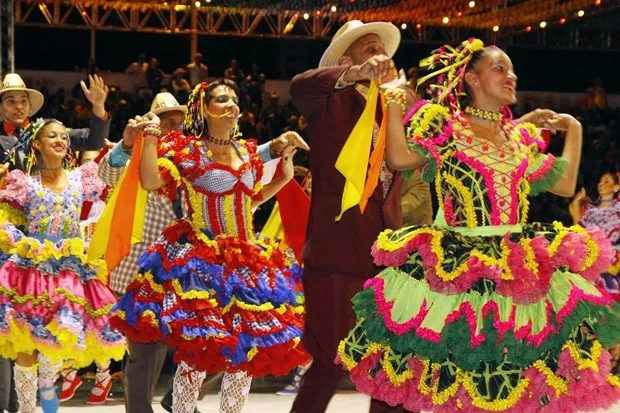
[0,73,44,120]
[319,20,401,68]
[149,92,187,116]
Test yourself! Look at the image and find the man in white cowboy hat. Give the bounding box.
[289,20,418,413]
[0,72,111,413]
[0,73,111,176]
[88,91,308,413]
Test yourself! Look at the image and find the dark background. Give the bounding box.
[15,26,620,93]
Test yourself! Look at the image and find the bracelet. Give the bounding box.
[143,124,163,138]
[121,141,133,153]
[383,88,407,112]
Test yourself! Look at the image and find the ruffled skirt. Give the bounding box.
[337,222,620,412]
[112,219,309,376]
[0,227,126,367]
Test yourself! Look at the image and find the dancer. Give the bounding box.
[0,119,125,413]
[570,171,620,299]
[0,73,110,175]
[111,79,309,413]
[290,19,416,413]
[337,38,620,412]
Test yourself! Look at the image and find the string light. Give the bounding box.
[442,16,450,24]
[493,25,499,32]
[331,5,337,12]
[577,10,585,16]
[525,25,532,32]
[468,1,476,7]
[559,17,566,24]
[401,23,407,29]
[416,23,422,30]
[303,12,309,19]
[539,21,547,28]
[595,0,602,5]
[194,0,200,6]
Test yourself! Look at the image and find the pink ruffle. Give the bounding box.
[0,170,33,209]
[372,227,612,302]
[79,161,106,203]
[0,261,116,328]
[527,154,556,183]
[341,342,620,413]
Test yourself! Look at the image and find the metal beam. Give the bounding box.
[0,0,16,77]
[12,0,620,50]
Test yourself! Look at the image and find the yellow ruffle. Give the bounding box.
[0,318,125,368]
[0,230,108,284]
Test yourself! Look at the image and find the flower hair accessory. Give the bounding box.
[417,38,485,110]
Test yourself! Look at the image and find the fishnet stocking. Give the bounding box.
[173,361,206,413]
[14,364,38,413]
[37,354,61,400]
[219,371,252,413]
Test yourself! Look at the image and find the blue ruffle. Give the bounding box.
[137,249,300,308]
[225,325,305,367]
[0,304,121,345]
[2,254,99,282]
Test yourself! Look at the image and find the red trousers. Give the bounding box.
[290,267,414,413]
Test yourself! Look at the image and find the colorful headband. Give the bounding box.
[417,38,485,110]
[18,118,75,174]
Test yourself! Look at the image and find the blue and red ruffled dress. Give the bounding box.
[112,131,309,376]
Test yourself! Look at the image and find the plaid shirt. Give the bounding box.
[98,153,184,295]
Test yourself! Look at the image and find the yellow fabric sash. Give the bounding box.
[87,134,148,273]
[335,82,380,221]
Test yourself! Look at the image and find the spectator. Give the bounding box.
[186,52,209,87]
[126,53,148,73]
[146,58,165,94]
[224,59,245,90]
[586,78,607,109]
[171,68,191,104]
[246,62,266,112]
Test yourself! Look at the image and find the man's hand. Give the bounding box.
[270,131,310,158]
[343,55,395,83]
[81,75,109,120]
[280,145,297,181]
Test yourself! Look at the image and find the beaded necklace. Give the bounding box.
[205,134,232,146]
[464,106,503,122]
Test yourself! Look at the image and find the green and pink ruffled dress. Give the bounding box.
[337,102,620,412]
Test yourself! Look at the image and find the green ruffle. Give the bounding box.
[351,283,620,371]
[379,268,604,336]
[404,143,436,183]
[529,156,568,196]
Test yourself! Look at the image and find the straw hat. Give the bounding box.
[319,20,400,68]
[0,73,44,120]
[149,92,187,116]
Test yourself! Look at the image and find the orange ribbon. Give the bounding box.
[359,94,387,213]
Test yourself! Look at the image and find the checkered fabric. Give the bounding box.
[98,154,186,295]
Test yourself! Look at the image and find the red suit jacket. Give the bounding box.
[291,66,402,278]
